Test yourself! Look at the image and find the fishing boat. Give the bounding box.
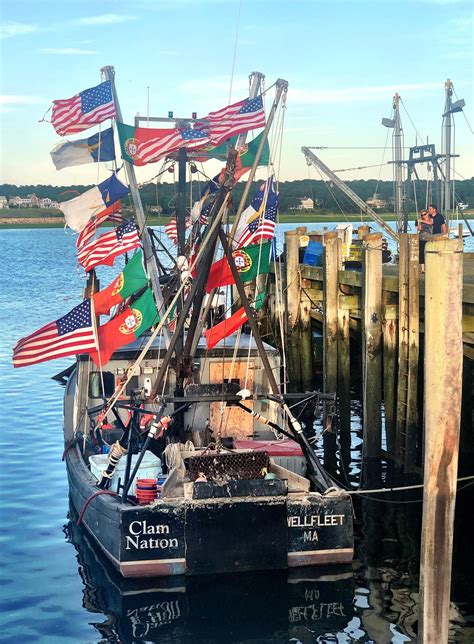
[14,65,354,578]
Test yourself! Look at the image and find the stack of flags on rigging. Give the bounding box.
[13,250,157,369]
[76,201,124,250]
[60,173,129,232]
[78,219,141,273]
[234,176,278,247]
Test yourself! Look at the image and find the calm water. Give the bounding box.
[0,225,473,643]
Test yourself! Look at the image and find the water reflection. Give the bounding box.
[65,511,355,642]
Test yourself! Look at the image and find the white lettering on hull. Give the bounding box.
[125,535,179,551]
[287,514,345,528]
[125,521,178,551]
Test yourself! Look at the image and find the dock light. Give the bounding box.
[382,117,395,128]
[192,111,197,119]
[168,110,174,118]
[444,98,465,116]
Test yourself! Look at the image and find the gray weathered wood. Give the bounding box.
[419,237,463,644]
[361,232,383,457]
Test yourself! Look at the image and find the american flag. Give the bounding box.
[76,202,124,251]
[235,177,278,247]
[51,80,116,137]
[164,216,192,243]
[13,299,97,368]
[78,219,141,273]
[208,96,266,145]
[137,127,210,164]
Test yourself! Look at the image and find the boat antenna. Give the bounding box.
[101,65,171,348]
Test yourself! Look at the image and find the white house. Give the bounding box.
[0,196,8,209]
[297,197,314,210]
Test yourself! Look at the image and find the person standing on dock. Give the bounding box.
[428,204,447,235]
[418,209,433,270]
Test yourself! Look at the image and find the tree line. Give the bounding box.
[1,178,473,215]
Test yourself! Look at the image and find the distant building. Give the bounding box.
[8,195,60,209]
[366,193,387,209]
[0,196,8,209]
[297,197,314,210]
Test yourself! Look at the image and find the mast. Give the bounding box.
[302,147,399,242]
[383,93,404,232]
[101,65,171,348]
[441,79,465,228]
[443,79,453,221]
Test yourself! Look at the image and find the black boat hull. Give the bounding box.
[66,445,354,578]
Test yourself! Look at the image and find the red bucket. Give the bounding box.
[136,478,158,504]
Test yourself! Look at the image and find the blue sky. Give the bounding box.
[1,0,472,188]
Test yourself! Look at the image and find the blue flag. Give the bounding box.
[50,127,116,171]
[60,173,129,232]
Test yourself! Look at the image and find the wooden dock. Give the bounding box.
[266,227,473,471]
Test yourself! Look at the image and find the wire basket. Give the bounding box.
[186,450,269,482]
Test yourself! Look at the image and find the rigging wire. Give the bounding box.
[228,0,243,104]
[400,98,424,144]
[374,125,391,197]
[453,86,474,134]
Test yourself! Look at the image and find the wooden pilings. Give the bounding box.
[285,227,313,391]
[395,234,420,470]
[323,232,340,396]
[419,237,463,644]
[361,233,383,458]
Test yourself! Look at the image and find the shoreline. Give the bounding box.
[1,213,473,229]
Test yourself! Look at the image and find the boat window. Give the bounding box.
[125,375,139,396]
[89,371,115,398]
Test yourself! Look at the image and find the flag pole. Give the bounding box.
[101,65,171,348]
[229,79,288,243]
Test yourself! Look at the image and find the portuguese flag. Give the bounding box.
[204,291,266,349]
[92,250,148,316]
[206,242,271,293]
[91,288,159,366]
[197,132,270,180]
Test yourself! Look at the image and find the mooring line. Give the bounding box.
[344,475,474,497]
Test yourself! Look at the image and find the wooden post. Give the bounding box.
[405,234,420,470]
[337,289,351,471]
[300,276,313,391]
[358,225,370,239]
[419,237,463,644]
[458,222,463,239]
[285,229,303,391]
[361,233,383,458]
[395,234,409,464]
[323,232,340,471]
[323,232,339,395]
[382,292,398,456]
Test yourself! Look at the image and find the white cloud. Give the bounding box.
[289,82,442,105]
[0,95,48,113]
[0,95,47,105]
[0,21,38,39]
[75,13,137,26]
[39,48,97,55]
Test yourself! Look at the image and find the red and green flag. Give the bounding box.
[195,132,270,180]
[90,288,159,366]
[117,121,210,166]
[204,290,266,350]
[206,242,271,293]
[92,250,148,316]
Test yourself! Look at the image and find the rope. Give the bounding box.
[400,98,424,144]
[76,489,120,525]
